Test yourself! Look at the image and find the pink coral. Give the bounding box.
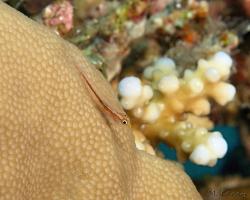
[43,0,73,34]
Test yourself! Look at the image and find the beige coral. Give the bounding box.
[0,2,201,200]
[119,52,235,166]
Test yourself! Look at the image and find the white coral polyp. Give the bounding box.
[120,98,138,110]
[190,131,228,166]
[211,82,236,106]
[141,85,154,102]
[209,51,233,79]
[118,76,154,111]
[143,66,155,79]
[190,144,210,166]
[143,57,176,80]
[188,78,204,94]
[154,57,176,72]
[211,51,232,69]
[206,132,228,159]
[118,76,142,99]
[205,67,220,83]
[142,102,163,123]
[158,75,179,94]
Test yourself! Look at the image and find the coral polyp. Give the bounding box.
[118,51,235,166]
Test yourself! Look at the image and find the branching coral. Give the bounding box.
[118,51,236,166]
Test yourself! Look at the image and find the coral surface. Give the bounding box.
[0,2,201,200]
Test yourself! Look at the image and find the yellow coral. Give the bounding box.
[119,52,235,166]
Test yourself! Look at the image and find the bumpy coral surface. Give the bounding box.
[0,2,201,200]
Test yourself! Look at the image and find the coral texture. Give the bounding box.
[0,2,201,200]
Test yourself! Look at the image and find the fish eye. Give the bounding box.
[122,120,128,125]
